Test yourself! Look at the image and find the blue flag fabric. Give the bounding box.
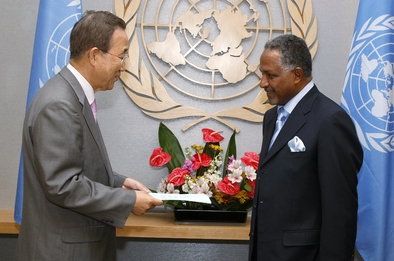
[341,1,394,260]
[14,0,82,225]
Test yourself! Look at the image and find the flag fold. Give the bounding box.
[14,0,82,225]
[341,1,394,260]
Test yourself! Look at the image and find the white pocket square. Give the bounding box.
[288,136,306,152]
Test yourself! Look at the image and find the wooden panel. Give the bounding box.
[117,213,250,240]
[0,210,250,241]
[0,210,20,234]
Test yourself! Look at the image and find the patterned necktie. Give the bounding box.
[269,107,289,149]
[91,99,97,122]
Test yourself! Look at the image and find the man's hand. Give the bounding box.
[132,191,163,215]
[122,178,163,215]
[122,178,151,193]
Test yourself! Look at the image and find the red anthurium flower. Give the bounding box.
[241,152,260,170]
[218,176,240,195]
[167,168,189,186]
[246,179,256,199]
[149,148,171,167]
[191,153,212,170]
[202,128,224,143]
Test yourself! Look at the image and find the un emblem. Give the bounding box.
[44,13,81,86]
[344,15,394,152]
[115,0,318,132]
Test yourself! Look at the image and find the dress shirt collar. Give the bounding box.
[282,80,314,114]
[67,64,95,105]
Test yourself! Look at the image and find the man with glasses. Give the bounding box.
[15,11,162,261]
[101,50,129,65]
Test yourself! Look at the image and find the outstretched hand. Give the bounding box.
[122,178,151,193]
[132,191,163,215]
[122,178,163,215]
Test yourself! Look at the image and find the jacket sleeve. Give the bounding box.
[317,109,363,260]
[31,99,135,228]
[113,172,127,188]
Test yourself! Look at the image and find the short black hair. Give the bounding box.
[264,34,312,78]
[70,10,126,60]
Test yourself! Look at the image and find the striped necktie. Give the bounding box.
[91,99,97,122]
[269,107,289,149]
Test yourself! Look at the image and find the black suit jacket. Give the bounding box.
[249,86,363,261]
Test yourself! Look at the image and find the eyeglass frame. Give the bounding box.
[100,50,129,65]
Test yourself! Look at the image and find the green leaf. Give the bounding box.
[223,129,237,177]
[203,142,217,158]
[158,122,185,172]
[164,200,184,209]
[244,182,252,192]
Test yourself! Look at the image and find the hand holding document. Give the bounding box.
[149,193,211,204]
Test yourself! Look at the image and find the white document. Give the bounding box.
[149,193,211,204]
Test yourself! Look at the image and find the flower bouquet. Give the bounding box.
[149,123,259,217]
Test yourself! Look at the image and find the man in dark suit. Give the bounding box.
[249,35,363,260]
[14,11,162,261]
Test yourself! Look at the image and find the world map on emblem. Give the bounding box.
[350,33,394,133]
[140,0,286,100]
[147,7,254,84]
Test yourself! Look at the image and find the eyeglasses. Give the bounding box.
[101,50,129,65]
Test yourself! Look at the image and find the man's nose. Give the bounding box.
[120,62,127,71]
[260,75,268,89]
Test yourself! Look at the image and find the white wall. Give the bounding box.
[0,0,359,209]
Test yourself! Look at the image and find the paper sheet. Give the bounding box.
[149,193,211,204]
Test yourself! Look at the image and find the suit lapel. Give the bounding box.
[83,99,115,186]
[59,67,114,186]
[260,109,276,159]
[264,108,306,161]
[261,86,319,164]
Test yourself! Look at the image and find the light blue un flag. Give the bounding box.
[14,0,82,224]
[341,0,394,260]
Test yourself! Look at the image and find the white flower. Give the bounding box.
[215,159,222,166]
[184,147,192,158]
[190,178,213,197]
[228,168,243,183]
[182,180,194,193]
[206,173,222,185]
[228,159,242,172]
[157,178,167,193]
[191,178,204,194]
[191,185,199,194]
[166,183,179,194]
[206,153,223,175]
[196,177,206,186]
[199,183,212,197]
[244,165,256,181]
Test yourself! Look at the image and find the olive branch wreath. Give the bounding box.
[342,14,394,153]
[114,0,317,132]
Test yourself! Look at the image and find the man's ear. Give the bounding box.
[88,47,100,65]
[293,67,304,84]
